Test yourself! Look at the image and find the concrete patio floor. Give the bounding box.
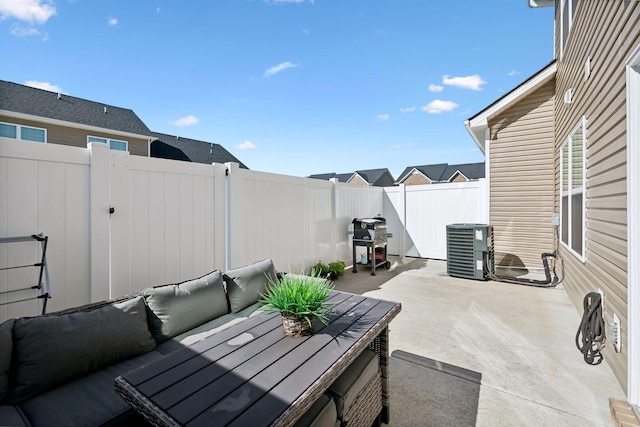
[333,257,626,426]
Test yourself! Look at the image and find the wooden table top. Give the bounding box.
[115,291,401,427]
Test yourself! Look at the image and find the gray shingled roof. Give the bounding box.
[308,173,339,180]
[441,162,485,181]
[353,169,395,186]
[396,162,484,183]
[309,169,395,186]
[396,163,449,183]
[150,132,248,169]
[0,80,152,137]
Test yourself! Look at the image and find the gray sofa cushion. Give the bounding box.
[0,404,29,427]
[144,270,228,343]
[0,318,14,402]
[156,312,246,354]
[294,394,339,427]
[326,349,380,418]
[224,258,277,313]
[9,296,156,403]
[19,349,164,427]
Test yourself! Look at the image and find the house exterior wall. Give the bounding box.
[449,173,467,183]
[403,173,431,186]
[348,175,368,186]
[554,0,640,392]
[0,114,149,156]
[487,79,556,269]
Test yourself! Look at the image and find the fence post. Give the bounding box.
[212,163,227,271]
[224,162,240,271]
[330,178,338,262]
[402,184,407,258]
[88,142,111,302]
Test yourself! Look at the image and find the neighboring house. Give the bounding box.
[396,162,485,185]
[0,80,153,156]
[309,169,395,187]
[150,132,248,169]
[441,162,485,183]
[467,0,640,414]
[395,163,449,185]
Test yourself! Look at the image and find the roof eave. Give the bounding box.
[0,109,153,141]
[528,0,554,8]
[465,61,557,155]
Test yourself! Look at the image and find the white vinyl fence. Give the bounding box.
[0,139,486,321]
[384,181,488,259]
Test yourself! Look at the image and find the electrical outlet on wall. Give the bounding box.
[612,313,621,353]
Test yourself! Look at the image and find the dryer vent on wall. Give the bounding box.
[446,224,494,280]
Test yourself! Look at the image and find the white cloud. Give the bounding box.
[107,17,118,26]
[269,0,306,2]
[264,61,299,78]
[400,107,415,113]
[428,84,444,93]
[442,74,486,91]
[25,80,64,93]
[169,115,199,127]
[377,114,389,121]
[421,100,458,114]
[508,70,520,76]
[236,141,256,151]
[0,0,56,24]
[10,24,41,37]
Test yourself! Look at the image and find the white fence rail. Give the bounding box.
[0,140,486,321]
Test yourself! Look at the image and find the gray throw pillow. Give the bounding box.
[143,270,228,343]
[224,258,277,313]
[9,296,156,403]
[0,318,15,403]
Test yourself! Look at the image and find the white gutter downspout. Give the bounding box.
[484,127,491,223]
[626,42,640,408]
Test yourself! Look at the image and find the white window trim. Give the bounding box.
[560,116,586,262]
[87,135,128,152]
[0,121,47,143]
[558,0,579,59]
[626,42,640,407]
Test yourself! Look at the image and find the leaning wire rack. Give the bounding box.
[0,233,51,315]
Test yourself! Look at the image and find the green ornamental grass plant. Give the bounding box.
[259,270,336,328]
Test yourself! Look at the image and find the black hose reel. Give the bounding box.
[575,292,606,365]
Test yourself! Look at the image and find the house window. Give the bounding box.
[0,123,17,139]
[87,135,128,151]
[559,0,579,57]
[560,117,586,259]
[0,121,46,143]
[21,126,46,143]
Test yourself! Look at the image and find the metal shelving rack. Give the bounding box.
[0,233,51,314]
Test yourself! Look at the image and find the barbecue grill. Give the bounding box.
[351,217,392,275]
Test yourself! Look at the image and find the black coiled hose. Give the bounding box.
[575,292,605,365]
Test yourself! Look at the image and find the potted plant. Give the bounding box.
[328,260,346,279]
[259,270,336,337]
[312,261,330,278]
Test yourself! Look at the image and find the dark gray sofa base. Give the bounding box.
[0,259,381,427]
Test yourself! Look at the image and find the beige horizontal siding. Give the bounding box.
[554,0,639,392]
[0,115,149,156]
[404,173,431,185]
[488,79,555,269]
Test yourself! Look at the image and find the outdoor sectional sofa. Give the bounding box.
[0,258,384,427]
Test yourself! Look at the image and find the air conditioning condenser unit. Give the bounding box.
[446,224,494,280]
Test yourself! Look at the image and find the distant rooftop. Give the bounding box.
[0,80,152,138]
[150,132,248,169]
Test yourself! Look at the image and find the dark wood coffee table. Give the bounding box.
[114,291,400,426]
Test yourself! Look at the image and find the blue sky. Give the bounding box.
[1,0,554,179]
